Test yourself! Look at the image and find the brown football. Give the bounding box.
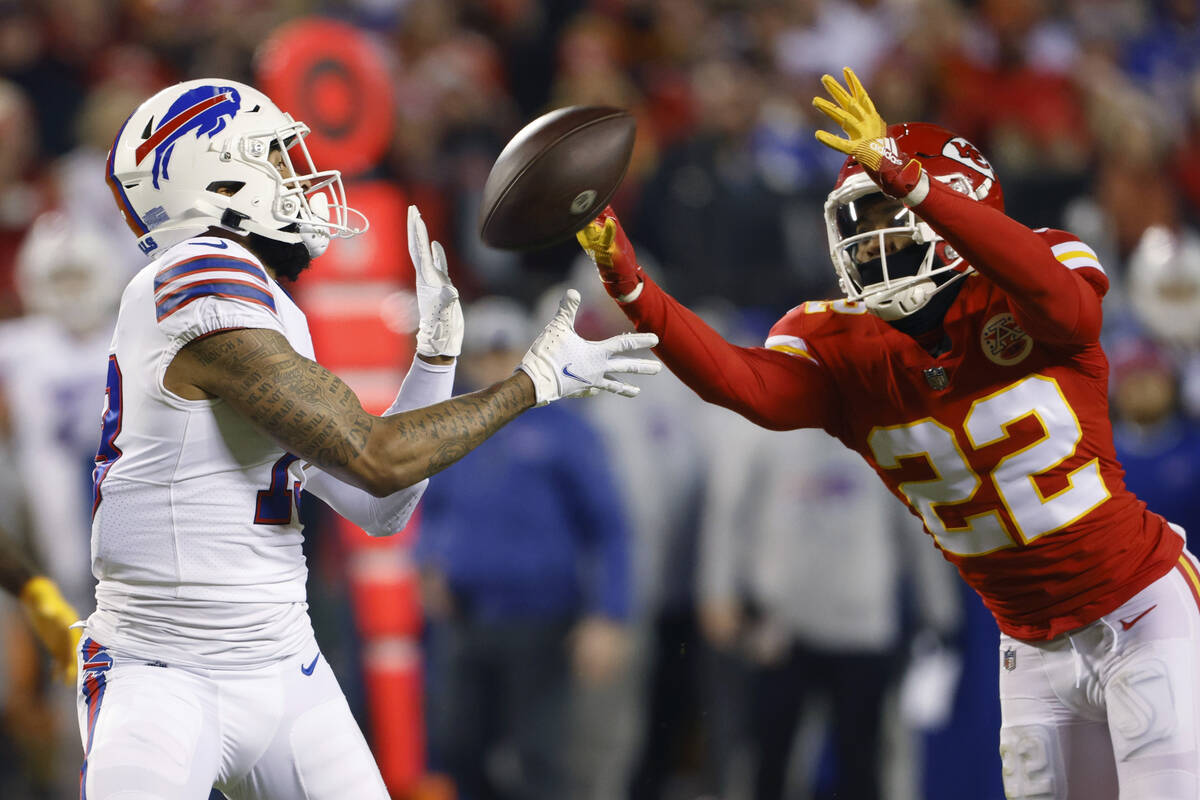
[478,106,636,251]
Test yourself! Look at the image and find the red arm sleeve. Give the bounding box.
[618,275,839,431]
[914,179,1106,346]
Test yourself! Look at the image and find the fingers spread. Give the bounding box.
[557,288,582,324]
[815,129,854,154]
[812,96,851,127]
[844,67,876,113]
[605,332,659,352]
[595,377,641,398]
[605,356,662,376]
[408,204,432,272]
[601,217,616,250]
[819,73,853,109]
[430,240,450,282]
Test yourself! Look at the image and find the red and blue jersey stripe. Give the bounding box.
[154,253,276,322]
[79,637,113,800]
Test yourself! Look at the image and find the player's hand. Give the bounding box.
[576,207,645,303]
[408,205,464,359]
[812,67,927,202]
[570,616,630,687]
[19,576,83,685]
[518,288,660,405]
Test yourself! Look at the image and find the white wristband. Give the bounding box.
[903,171,931,207]
[616,280,645,304]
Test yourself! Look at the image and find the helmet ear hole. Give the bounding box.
[207,181,245,196]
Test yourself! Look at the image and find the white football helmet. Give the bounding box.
[1127,225,1200,348]
[105,79,367,259]
[16,211,124,335]
[825,122,1003,320]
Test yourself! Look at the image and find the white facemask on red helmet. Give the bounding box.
[106,79,367,259]
[824,122,1003,320]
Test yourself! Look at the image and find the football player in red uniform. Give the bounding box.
[578,68,1200,799]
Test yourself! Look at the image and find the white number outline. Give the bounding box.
[964,375,1109,544]
[867,375,1110,557]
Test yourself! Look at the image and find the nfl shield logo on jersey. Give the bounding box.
[923,366,949,391]
[1003,647,1017,672]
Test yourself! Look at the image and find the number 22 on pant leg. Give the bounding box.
[868,375,1111,557]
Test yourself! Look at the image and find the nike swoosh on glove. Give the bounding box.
[518,289,661,405]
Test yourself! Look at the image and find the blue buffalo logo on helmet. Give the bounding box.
[135,86,242,188]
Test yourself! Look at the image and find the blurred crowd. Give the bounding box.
[0,0,1199,799]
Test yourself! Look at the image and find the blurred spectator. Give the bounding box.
[935,0,1091,227]
[696,412,962,800]
[0,211,124,609]
[0,78,51,319]
[631,56,823,313]
[0,209,123,800]
[415,296,633,800]
[547,265,712,800]
[1109,337,1200,553]
[1120,0,1200,131]
[771,0,903,83]
[1124,224,1200,415]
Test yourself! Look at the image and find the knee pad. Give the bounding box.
[1107,657,1177,762]
[999,724,1065,800]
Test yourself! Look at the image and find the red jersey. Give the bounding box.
[618,179,1182,641]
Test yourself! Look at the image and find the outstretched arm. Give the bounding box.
[170,289,659,497]
[907,180,1104,345]
[577,211,838,431]
[173,327,534,496]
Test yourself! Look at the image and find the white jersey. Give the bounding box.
[86,235,315,668]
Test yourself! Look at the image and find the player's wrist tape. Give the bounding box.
[615,280,644,304]
[900,167,930,207]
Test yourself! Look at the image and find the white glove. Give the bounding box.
[408,205,464,358]
[898,631,963,731]
[519,289,661,405]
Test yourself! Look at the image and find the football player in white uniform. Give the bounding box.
[83,79,660,800]
[0,211,129,611]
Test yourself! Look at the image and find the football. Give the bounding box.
[478,106,636,251]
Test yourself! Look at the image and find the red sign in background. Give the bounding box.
[256,20,437,799]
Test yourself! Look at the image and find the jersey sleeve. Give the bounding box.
[153,251,283,345]
[618,275,840,431]
[914,179,1105,347]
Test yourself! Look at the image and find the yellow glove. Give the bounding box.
[813,67,926,201]
[812,67,890,170]
[576,206,644,302]
[20,576,83,685]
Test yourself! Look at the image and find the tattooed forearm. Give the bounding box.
[386,376,533,478]
[184,329,376,470]
[179,328,536,495]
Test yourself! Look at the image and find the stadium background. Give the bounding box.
[0,0,1198,798]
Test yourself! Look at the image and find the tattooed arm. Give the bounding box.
[167,327,535,496]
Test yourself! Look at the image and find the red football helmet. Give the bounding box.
[823,122,1003,320]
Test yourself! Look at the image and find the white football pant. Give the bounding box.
[76,636,389,800]
[999,552,1200,799]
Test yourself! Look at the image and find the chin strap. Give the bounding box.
[298,193,331,258]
